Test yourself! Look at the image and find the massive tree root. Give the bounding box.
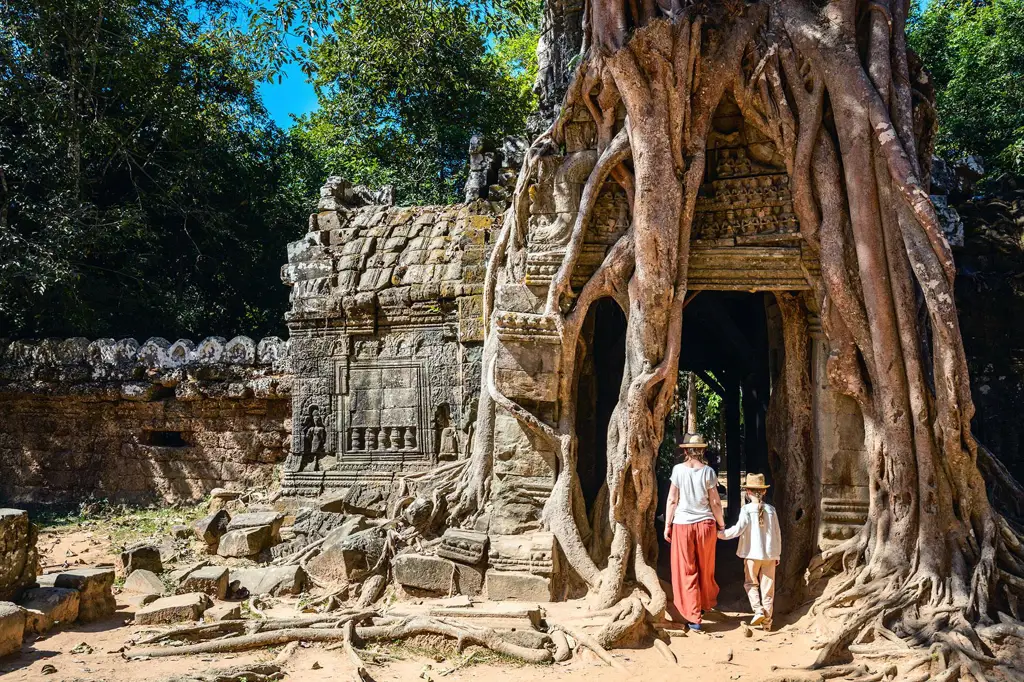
[441,0,1024,676]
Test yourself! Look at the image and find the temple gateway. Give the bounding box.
[281,93,868,601]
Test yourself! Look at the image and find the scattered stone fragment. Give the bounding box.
[0,509,37,602]
[226,512,285,543]
[453,563,485,597]
[41,663,57,674]
[70,641,94,654]
[40,568,116,622]
[19,587,80,634]
[135,593,211,625]
[437,529,488,565]
[229,566,305,597]
[484,571,552,602]
[0,601,26,657]
[342,485,386,518]
[170,525,193,539]
[217,527,273,558]
[119,543,163,575]
[209,488,242,513]
[204,602,241,622]
[306,527,386,584]
[194,511,231,548]
[177,566,229,600]
[316,493,346,514]
[393,554,455,595]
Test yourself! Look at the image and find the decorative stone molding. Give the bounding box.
[0,335,291,392]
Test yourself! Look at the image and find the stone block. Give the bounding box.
[194,510,231,546]
[343,485,385,517]
[204,602,241,621]
[488,532,556,577]
[217,527,273,558]
[229,566,305,597]
[19,587,79,634]
[306,527,386,585]
[48,568,116,622]
[170,525,193,539]
[393,554,454,595]
[0,602,25,657]
[135,593,211,625]
[453,563,485,597]
[122,569,164,596]
[0,509,37,602]
[209,489,242,513]
[437,529,489,565]
[485,571,552,602]
[119,543,162,575]
[227,511,285,542]
[177,566,229,600]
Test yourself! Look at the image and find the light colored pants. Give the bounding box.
[743,558,776,620]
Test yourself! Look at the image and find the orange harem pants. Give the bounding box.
[670,519,719,624]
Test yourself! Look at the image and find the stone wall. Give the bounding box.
[0,336,291,505]
[953,182,1024,508]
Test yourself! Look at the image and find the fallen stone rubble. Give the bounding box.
[0,484,626,670]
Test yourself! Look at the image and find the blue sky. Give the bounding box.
[260,61,319,128]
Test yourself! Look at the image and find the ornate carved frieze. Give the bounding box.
[493,311,559,342]
[488,532,557,577]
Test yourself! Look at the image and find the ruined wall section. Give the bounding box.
[281,198,503,497]
[0,336,291,504]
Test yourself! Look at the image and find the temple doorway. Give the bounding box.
[654,291,779,599]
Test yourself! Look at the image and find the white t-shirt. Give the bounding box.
[670,463,718,525]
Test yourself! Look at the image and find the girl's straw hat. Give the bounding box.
[742,472,770,490]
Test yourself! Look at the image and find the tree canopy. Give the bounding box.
[0,0,320,339]
[909,0,1024,176]
[291,0,539,205]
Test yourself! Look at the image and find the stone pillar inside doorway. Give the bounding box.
[810,327,870,549]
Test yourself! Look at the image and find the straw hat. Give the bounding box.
[742,472,770,490]
[678,433,708,448]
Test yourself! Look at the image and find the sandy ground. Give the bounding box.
[3,526,827,682]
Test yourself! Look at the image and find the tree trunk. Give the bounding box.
[447,0,1024,671]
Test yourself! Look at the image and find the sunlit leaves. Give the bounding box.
[909,0,1024,176]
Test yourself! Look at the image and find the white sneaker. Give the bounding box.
[750,613,765,627]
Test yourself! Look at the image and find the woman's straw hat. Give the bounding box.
[742,472,770,490]
[679,433,708,448]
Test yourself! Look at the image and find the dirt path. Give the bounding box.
[3,524,825,681]
[1,589,822,681]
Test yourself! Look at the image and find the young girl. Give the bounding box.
[717,473,781,630]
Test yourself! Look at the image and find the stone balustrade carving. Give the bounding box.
[0,335,291,389]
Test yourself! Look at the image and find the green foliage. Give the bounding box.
[657,373,724,480]
[291,0,538,205]
[909,0,1024,176]
[0,0,318,339]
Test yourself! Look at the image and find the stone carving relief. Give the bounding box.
[299,403,329,471]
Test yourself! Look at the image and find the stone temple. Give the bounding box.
[1,0,1022,609]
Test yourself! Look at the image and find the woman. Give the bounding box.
[664,433,725,630]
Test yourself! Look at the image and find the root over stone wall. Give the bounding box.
[0,336,291,505]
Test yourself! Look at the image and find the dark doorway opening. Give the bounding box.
[575,297,627,515]
[655,291,776,609]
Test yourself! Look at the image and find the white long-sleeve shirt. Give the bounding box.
[719,502,782,561]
